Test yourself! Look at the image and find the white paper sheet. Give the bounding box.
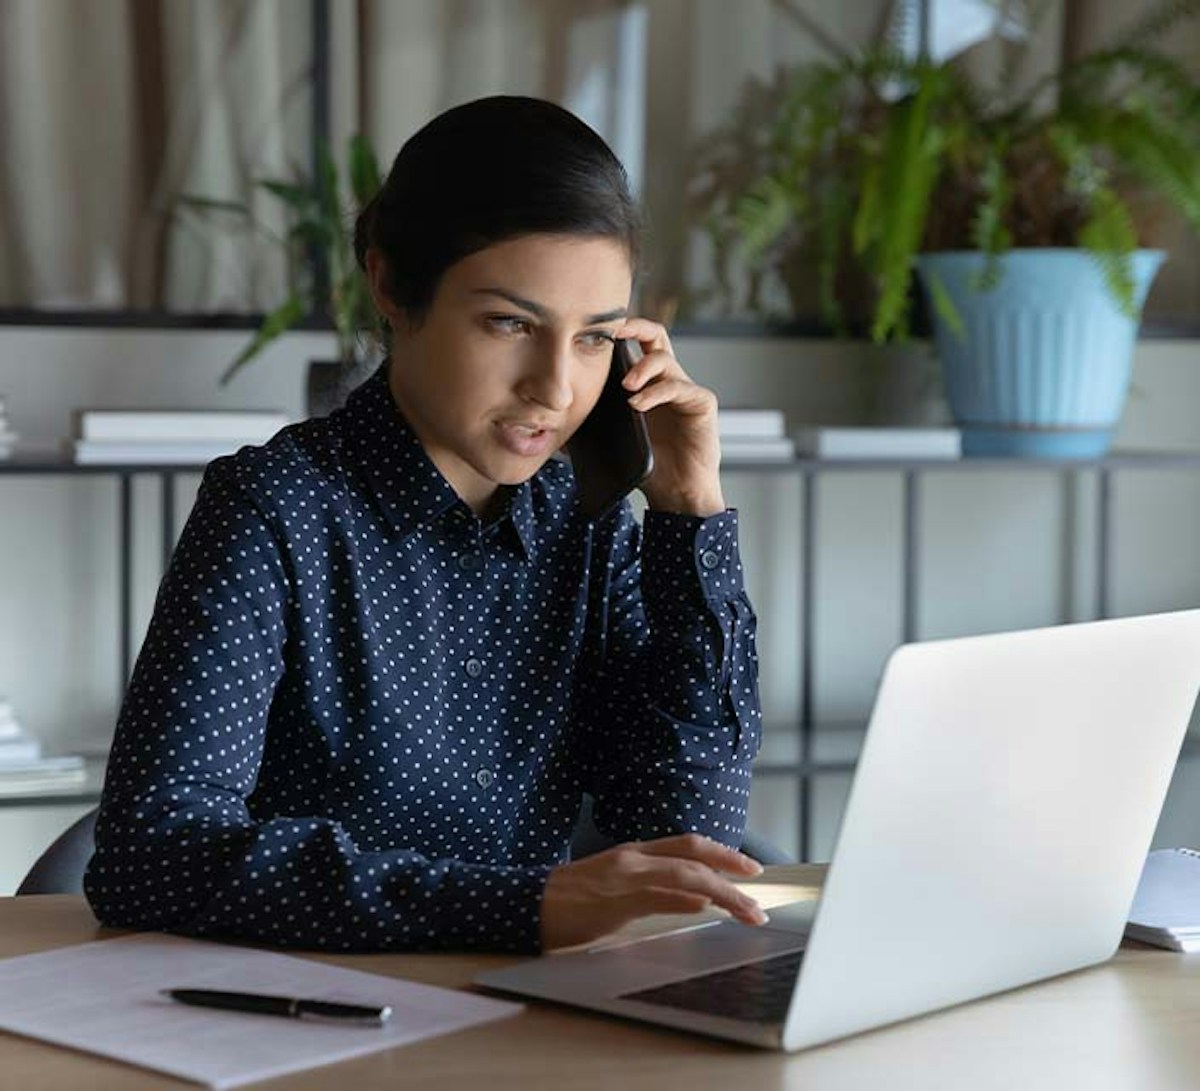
[0,933,523,1088]
[1128,848,1200,930]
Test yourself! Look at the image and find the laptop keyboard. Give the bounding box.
[620,949,805,1024]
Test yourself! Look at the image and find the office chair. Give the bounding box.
[16,796,791,896]
[16,808,99,896]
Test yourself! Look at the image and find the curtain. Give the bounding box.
[0,0,143,308]
[0,0,310,311]
[0,0,1195,320]
[154,0,311,312]
[350,1,647,203]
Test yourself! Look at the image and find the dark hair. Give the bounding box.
[353,95,641,327]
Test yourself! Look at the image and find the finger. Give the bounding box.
[621,350,685,392]
[649,858,767,923]
[617,851,767,926]
[628,378,716,417]
[624,886,713,918]
[639,833,764,876]
[616,317,673,358]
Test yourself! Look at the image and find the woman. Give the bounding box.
[85,96,766,953]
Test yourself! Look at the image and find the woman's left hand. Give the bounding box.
[616,317,725,517]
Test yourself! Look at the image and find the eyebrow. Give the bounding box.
[470,288,627,326]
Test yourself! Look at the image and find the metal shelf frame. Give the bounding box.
[6,451,1200,845]
[1,459,195,692]
[722,451,1200,859]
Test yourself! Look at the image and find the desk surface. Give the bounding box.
[3,867,1200,1090]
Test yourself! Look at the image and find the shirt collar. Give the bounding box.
[507,478,537,560]
[341,364,538,561]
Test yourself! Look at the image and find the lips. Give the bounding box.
[495,420,559,458]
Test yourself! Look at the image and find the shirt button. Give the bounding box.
[459,553,481,571]
[464,658,484,678]
[475,768,494,789]
[700,549,720,570]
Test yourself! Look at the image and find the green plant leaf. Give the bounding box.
[970,143,1012,257]
[219,295,306,386]
[315,140,342,229]
[735,178,798,258]
[175,195,252,218]
[289,219,336,249]
[348,134,382,207]
[925,270,966,341]
[814,180,852,333]
[851,136,885,258]
[868,66,950,343]
[681,10,1200,335]
[255,179,315,211]
[1078,186,1140,317]
[1108,0,1200,52]
[1109,109,1200,228]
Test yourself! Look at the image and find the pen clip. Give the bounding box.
[297,999,392,1027]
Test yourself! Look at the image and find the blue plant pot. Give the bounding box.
[915,249,1164,458]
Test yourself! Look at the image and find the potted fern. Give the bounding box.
[696,3,1200,456]
[178,134,383,416]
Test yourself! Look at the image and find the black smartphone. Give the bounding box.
[566,339,654,521]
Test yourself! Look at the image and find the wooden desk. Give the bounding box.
[4,867,1200,1090]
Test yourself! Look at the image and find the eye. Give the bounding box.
[578,331,616,352]
[486,315,533,335]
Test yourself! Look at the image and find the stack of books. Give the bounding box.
[0,395,17,459]
[792,425,962,460]
[71,409,291,465]
[0,697,86,797]
[1125,848,1200,952]
[719,408,794,462]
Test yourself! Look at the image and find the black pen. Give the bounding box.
[162,988,392,1027]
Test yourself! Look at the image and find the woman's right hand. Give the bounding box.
[539,833,769,951]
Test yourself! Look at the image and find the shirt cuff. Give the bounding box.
[442,861,556,953]
[642,508,746,604]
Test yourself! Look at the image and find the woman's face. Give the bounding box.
[372,233,633,515]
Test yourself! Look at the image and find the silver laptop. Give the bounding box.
[476,610,1200,1051]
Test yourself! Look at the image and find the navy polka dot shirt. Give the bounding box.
[84,365,762,953]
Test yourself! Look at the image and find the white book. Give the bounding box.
[1124,848,1200,952]
[0,738,41,763]
[793,426,962,460]
[0,772,88,797]
[0,700,21,736]
[0,755,87,796]
[0,755,83,774]
[718,408,787,439]
[72,439,256,465]
[76,409,289,443]
[720,437,795,462]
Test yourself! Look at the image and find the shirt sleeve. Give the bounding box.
[83,460,553,953]
[573,504,763,848]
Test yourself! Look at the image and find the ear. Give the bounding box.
[364,248,406,329]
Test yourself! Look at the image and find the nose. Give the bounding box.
[516,340,574,413]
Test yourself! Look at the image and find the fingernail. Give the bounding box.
[748,906,769,926]
[744,857,764,875]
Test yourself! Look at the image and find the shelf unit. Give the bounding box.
[5,451,1200,858]
[0,759,108,809]
[723,451,1200,857]
[1,456,196,690]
